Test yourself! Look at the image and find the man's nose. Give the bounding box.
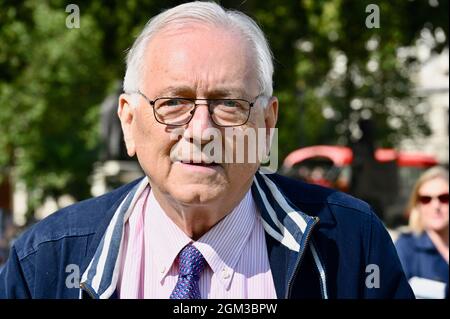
[185,104,215,143]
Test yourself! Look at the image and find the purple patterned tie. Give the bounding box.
[170,244,206,299]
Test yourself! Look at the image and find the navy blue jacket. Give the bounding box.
[396,232,449,287]
[0,172,414,299]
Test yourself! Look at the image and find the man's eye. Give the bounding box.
[165,99,183,106]
[222,100,239,107]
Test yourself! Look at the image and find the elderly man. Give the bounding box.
[0,2,413,299]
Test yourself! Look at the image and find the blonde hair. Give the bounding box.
[406,166,449,233]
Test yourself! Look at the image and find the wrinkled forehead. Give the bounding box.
[140,23,259,96]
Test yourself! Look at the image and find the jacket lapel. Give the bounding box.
[263,232,289,298]
[79,178,148,299]
[251,171,325,299]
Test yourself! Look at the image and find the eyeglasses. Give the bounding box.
[131,90,259,127]
[417,193,449,205]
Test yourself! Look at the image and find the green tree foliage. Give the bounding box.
[0,0,448,216]
[243,0,448,155]
[0,1,109,215]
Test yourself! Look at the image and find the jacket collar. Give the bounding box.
[79,171,328,299]
[415,231,438,251]
[251,172,326,298]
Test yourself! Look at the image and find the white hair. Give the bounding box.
[123,1,274,102]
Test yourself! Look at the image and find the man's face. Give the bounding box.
[119,24,277,207]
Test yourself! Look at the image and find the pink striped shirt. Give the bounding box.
[117,185,277,299]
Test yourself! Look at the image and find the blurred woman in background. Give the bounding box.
[396,166,449,298]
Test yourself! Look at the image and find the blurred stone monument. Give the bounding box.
[100,82,129,162]
[350,119,399,224]
[91,81,144,196]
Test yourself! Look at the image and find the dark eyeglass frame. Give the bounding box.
[130,90,259,127]
[417,193,449,205]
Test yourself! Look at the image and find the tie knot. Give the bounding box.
[178,244,206,277]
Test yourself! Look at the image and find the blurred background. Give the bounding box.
[0,0,448,267]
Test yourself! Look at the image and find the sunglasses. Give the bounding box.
[417,193,449,205]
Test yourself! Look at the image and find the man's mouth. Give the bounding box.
[179,160,221,167]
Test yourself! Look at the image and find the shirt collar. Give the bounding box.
[147,190,191,281]
[194,189,256,290]
[149,188,256,290]
[415,231,439,251]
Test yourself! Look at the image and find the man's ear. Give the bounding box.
[264,96,278,129]
[118,94,136,157]
[263,96,278,155]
